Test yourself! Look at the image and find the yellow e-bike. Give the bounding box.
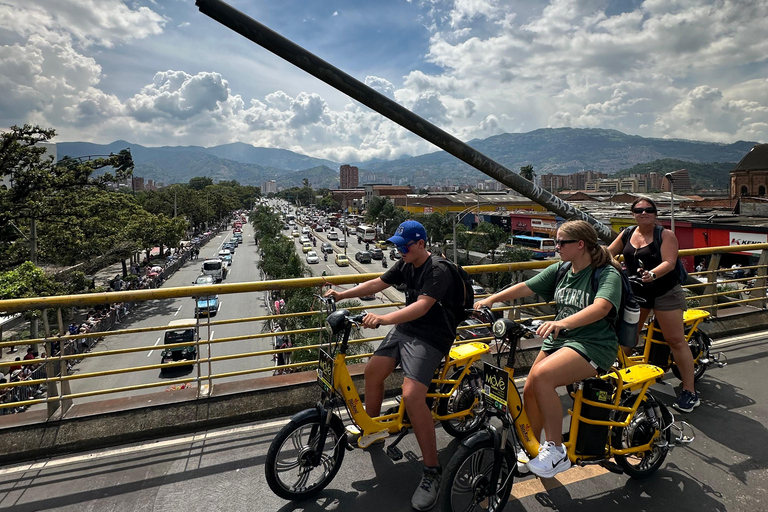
[265,298,493,500]
[440,309,695,512]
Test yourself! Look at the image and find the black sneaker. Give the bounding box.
[411,466,441,511]
[672,390,700,413]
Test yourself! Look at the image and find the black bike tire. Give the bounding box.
[612,394,670,479]
[670,331,708,382]
[440,438,515,512]
[437,366,486,438]
[265,411,346,500]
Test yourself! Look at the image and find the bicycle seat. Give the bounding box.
[448,342,489,361]
[607,364,665,390]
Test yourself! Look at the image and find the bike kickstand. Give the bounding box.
[386,428,410,461]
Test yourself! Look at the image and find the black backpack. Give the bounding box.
[420,255,475,328]
[621,225,689,285]
[555,262,640,348]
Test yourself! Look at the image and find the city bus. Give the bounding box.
[506,235,557,259]
[356,224,377,242]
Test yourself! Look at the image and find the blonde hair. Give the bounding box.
[558,220,621,271]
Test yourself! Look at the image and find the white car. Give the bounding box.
[300,235,311,244]
[327,231,339,241]
[301,227,311,234]
[306,251,320,264]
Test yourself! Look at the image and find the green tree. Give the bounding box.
[474,222,508,256]
[188,176,213,191]
[520,164,535,181]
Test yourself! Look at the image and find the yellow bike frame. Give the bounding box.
[323,341,489,444]
[620,308,710,368]
[491,358,665,463]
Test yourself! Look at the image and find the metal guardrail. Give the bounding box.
[1,243,767,419]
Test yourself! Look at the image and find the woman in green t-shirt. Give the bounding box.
[474,220,622,479]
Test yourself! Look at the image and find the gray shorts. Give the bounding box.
[650,284,688,312]
[374,329,445,387]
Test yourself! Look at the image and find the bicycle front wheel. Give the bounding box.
[440,438,515,512]
[265,410,346,500]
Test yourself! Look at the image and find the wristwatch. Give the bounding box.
[649,271,657,280]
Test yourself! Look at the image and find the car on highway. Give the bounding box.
[301,227,310,234]
[355,251,372,263]
[222,242,236,253]
[375,240,388,250]
[218,249,232,264]
[195,295,220,317]
[160,319,198,370]
[336,239,347,247]
[192,274,215,286]
[320,242,333,254]
[306,251,320,264]
[291,230,300,237]
[335,253,349,267]
[299,235,311,244]
[472,283,487,296]
[201,258,226,282]
[370,248,384,260]
[327,231,339,241]
[302,242,313,253]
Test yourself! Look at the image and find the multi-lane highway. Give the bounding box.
[47,215,398,406]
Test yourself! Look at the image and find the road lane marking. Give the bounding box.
[147,337,162,357]
[174,304,182,316]
[510,464,609,501]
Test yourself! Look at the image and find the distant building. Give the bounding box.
[541,170,608,192]
[262,180,277,195]
[330,188,364,212]
[340,164,359,189]
[661,169,692,193]
[731,144,768,198]
[132,176,145,191]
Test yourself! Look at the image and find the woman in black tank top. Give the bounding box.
[608,197,700,413]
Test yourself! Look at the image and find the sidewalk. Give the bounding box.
[0,228,224,367]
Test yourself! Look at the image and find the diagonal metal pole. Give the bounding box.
[196,0,618,243]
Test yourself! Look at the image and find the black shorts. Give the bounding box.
[374,329,445,387]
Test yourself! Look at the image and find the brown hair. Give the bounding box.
[630,196,658,213]
[558,220,621,271]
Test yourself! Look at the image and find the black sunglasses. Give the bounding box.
[632,207,657,214]
[555,239,578,246]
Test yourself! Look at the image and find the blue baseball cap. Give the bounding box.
[388,220,427,247]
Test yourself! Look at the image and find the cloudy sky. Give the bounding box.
[1,0,766,162]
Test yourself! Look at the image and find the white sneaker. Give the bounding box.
[525,441,571,479]
[516,448,530,475]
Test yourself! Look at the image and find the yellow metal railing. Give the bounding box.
[1,243,767,418]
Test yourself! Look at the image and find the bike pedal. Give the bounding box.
[386,445,403,461]
[358,430,389,449]
[599,460,624,475]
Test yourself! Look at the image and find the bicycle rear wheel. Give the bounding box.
[671,331,709,382]
[438,366,486,438]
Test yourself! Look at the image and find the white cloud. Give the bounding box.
[1,0,766,161]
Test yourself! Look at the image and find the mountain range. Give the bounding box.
[55,128,759,190]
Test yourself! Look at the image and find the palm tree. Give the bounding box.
[520,165,535,181]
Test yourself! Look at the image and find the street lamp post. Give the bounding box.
[665,171,683,234]
[452,205,479,264]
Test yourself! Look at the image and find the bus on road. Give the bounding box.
[356,225,376,242]
[506,235,557,259]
